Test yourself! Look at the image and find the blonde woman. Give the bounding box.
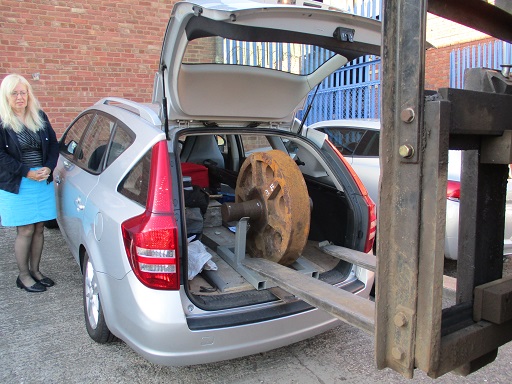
[0,74,59,292]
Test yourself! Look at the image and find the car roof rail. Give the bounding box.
[95,97,161,126]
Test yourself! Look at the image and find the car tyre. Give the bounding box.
[82,251,116,343]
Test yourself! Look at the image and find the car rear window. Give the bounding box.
[118,148,151,207]
[183,36,337,76]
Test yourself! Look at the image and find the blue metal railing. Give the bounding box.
[450,41,512,88]
[296,56,381,124]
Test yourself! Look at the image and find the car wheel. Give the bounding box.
[83,251,115,343]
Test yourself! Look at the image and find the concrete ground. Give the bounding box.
[1,225,511,384]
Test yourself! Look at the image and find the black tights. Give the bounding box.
[15,222,45,286]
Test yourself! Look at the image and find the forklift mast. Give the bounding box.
[376,0,512,378]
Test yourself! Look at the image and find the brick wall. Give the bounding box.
[1,0,177,137]
[425,45,452,91]
[424,12,497,91]
[425,37,498,91]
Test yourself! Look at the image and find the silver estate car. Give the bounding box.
[54,0,379,366]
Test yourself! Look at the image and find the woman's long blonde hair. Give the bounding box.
[0,74,44,133]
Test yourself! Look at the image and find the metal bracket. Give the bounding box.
[216,217,319,290]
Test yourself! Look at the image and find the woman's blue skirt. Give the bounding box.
[0,171,57,227]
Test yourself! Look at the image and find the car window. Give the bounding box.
[318,127,379,157]
[74,114,115,172]
[105,123,135,168]
[354,130,379,156]
[118,148,151,207]
[59,113,94,159]
[184,37,337,76]
[241,135,271,153]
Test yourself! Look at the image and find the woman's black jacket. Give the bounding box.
[0,111,59,194]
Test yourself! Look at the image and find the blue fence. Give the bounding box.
[342,0,381,19]
[296,56,381,125]
[224,40,310,73]
[450,41,512,88]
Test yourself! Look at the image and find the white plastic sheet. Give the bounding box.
[187,239,217,280]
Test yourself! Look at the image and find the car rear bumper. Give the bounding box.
[97,270,341,366]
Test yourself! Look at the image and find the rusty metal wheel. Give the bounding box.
[223,150,310,266]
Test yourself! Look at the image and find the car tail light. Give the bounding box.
[327,140,376,253]
[363,194,377,253]
[122,141,180,290]
[447,180,460,201]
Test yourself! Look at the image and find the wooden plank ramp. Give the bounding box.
[243,257,376,334]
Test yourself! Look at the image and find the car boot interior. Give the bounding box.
[177,131,361,316]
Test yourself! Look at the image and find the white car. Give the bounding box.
[304,119,512,260]
[54,0,379,366]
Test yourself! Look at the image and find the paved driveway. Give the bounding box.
[1,225,511,383]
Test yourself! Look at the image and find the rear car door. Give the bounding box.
[55,113,118,257]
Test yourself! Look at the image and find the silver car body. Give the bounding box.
[54,0,379,366]
[304,119,512,260]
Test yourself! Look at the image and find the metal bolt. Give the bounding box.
[400,108,415,123]
[187,304,194,312]
[392,347,404,361]
[394,312,408,328]
[399,144,415,158]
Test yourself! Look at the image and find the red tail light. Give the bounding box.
[446,180,460,200]
[122,141,180,290]
[363,194,377,253]
[327,140,376,253]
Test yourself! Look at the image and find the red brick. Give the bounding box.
[1,0,175,137]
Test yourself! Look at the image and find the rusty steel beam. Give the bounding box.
[243,257,375,334]
[318,243,376,272]
[474,276,512,324]
[435,319,512,378]
[414,99,451,376]
[427,0,512,44]
[438,88,512,136]
[456,154,508,304]
[376,0,429,378]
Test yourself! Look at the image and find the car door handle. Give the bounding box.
[75,197,85,211]
[63,160,74,171]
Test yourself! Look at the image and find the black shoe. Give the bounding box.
[30,273,55,287]
[16,277,47,293]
